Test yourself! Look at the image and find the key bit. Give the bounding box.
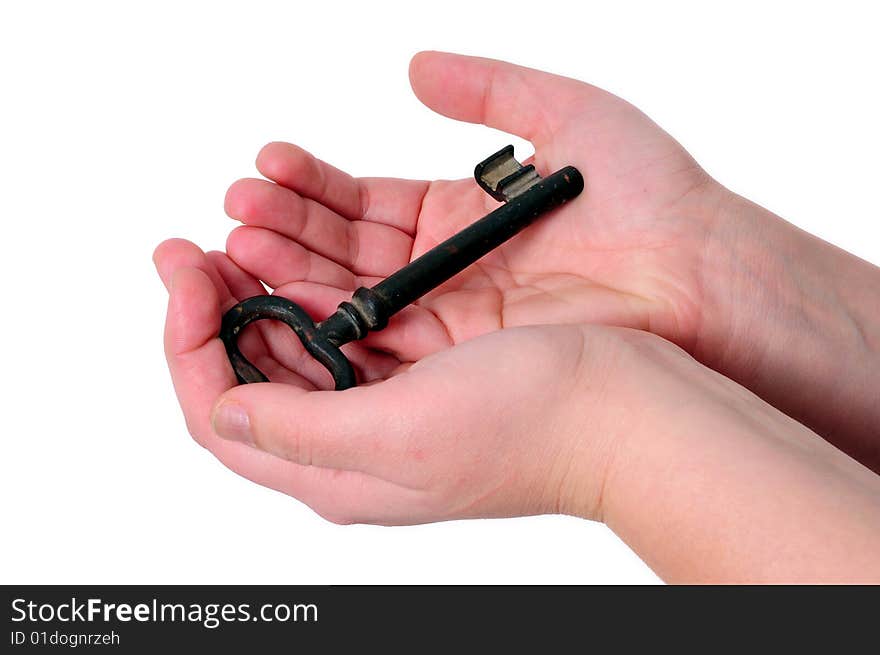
[220,145,584,390]
[474,144,542,201]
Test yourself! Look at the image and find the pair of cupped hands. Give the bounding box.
[155,52,880,582]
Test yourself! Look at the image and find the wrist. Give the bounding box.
[558,328,880,582]
[696,189,880,466]
[696,190,799,374]
[539,326,639,522]
[547,327,694,523]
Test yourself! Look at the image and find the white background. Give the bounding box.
[1,1,877,584]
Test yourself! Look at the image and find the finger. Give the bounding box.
[156,241,281,377]
[352,177,429,236]
[225,178,412,277]
[256,141,430,236]
[204,247,272,363]
[205,249,267,299]
[256,141,363,220]
[211,375,427,482]
[208,441,429,525]
[210,326,586,492]
[206,250,315,389]
[225,225,356,290]
[408,51,587,144]
[163,265,237,448]
[154,238,234,309]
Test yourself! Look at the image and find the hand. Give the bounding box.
[153,238,591,523]
[152,244,880,581]
[153,236,607,524]
[221,51,880,469]
[222,51,718,366]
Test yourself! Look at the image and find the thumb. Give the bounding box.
[210,377,426,480]
[408,50,588,144]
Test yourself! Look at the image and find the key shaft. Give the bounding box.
[317,166,583,346]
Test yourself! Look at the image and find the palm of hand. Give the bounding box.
[407,108,716,346]
[222,74,719,388]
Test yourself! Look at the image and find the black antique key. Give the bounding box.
[220,146,583,390]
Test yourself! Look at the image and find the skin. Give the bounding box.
[154,51,880,582]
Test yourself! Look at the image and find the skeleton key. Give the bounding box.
[220,145,584,389]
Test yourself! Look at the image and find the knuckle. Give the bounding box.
[276,427,310,466]
[618,326,690,367]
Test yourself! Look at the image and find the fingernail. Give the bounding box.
[212,402,252,444]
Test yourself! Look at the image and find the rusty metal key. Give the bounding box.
[220,145,584,389]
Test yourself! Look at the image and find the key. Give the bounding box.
[220,145,584,389]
